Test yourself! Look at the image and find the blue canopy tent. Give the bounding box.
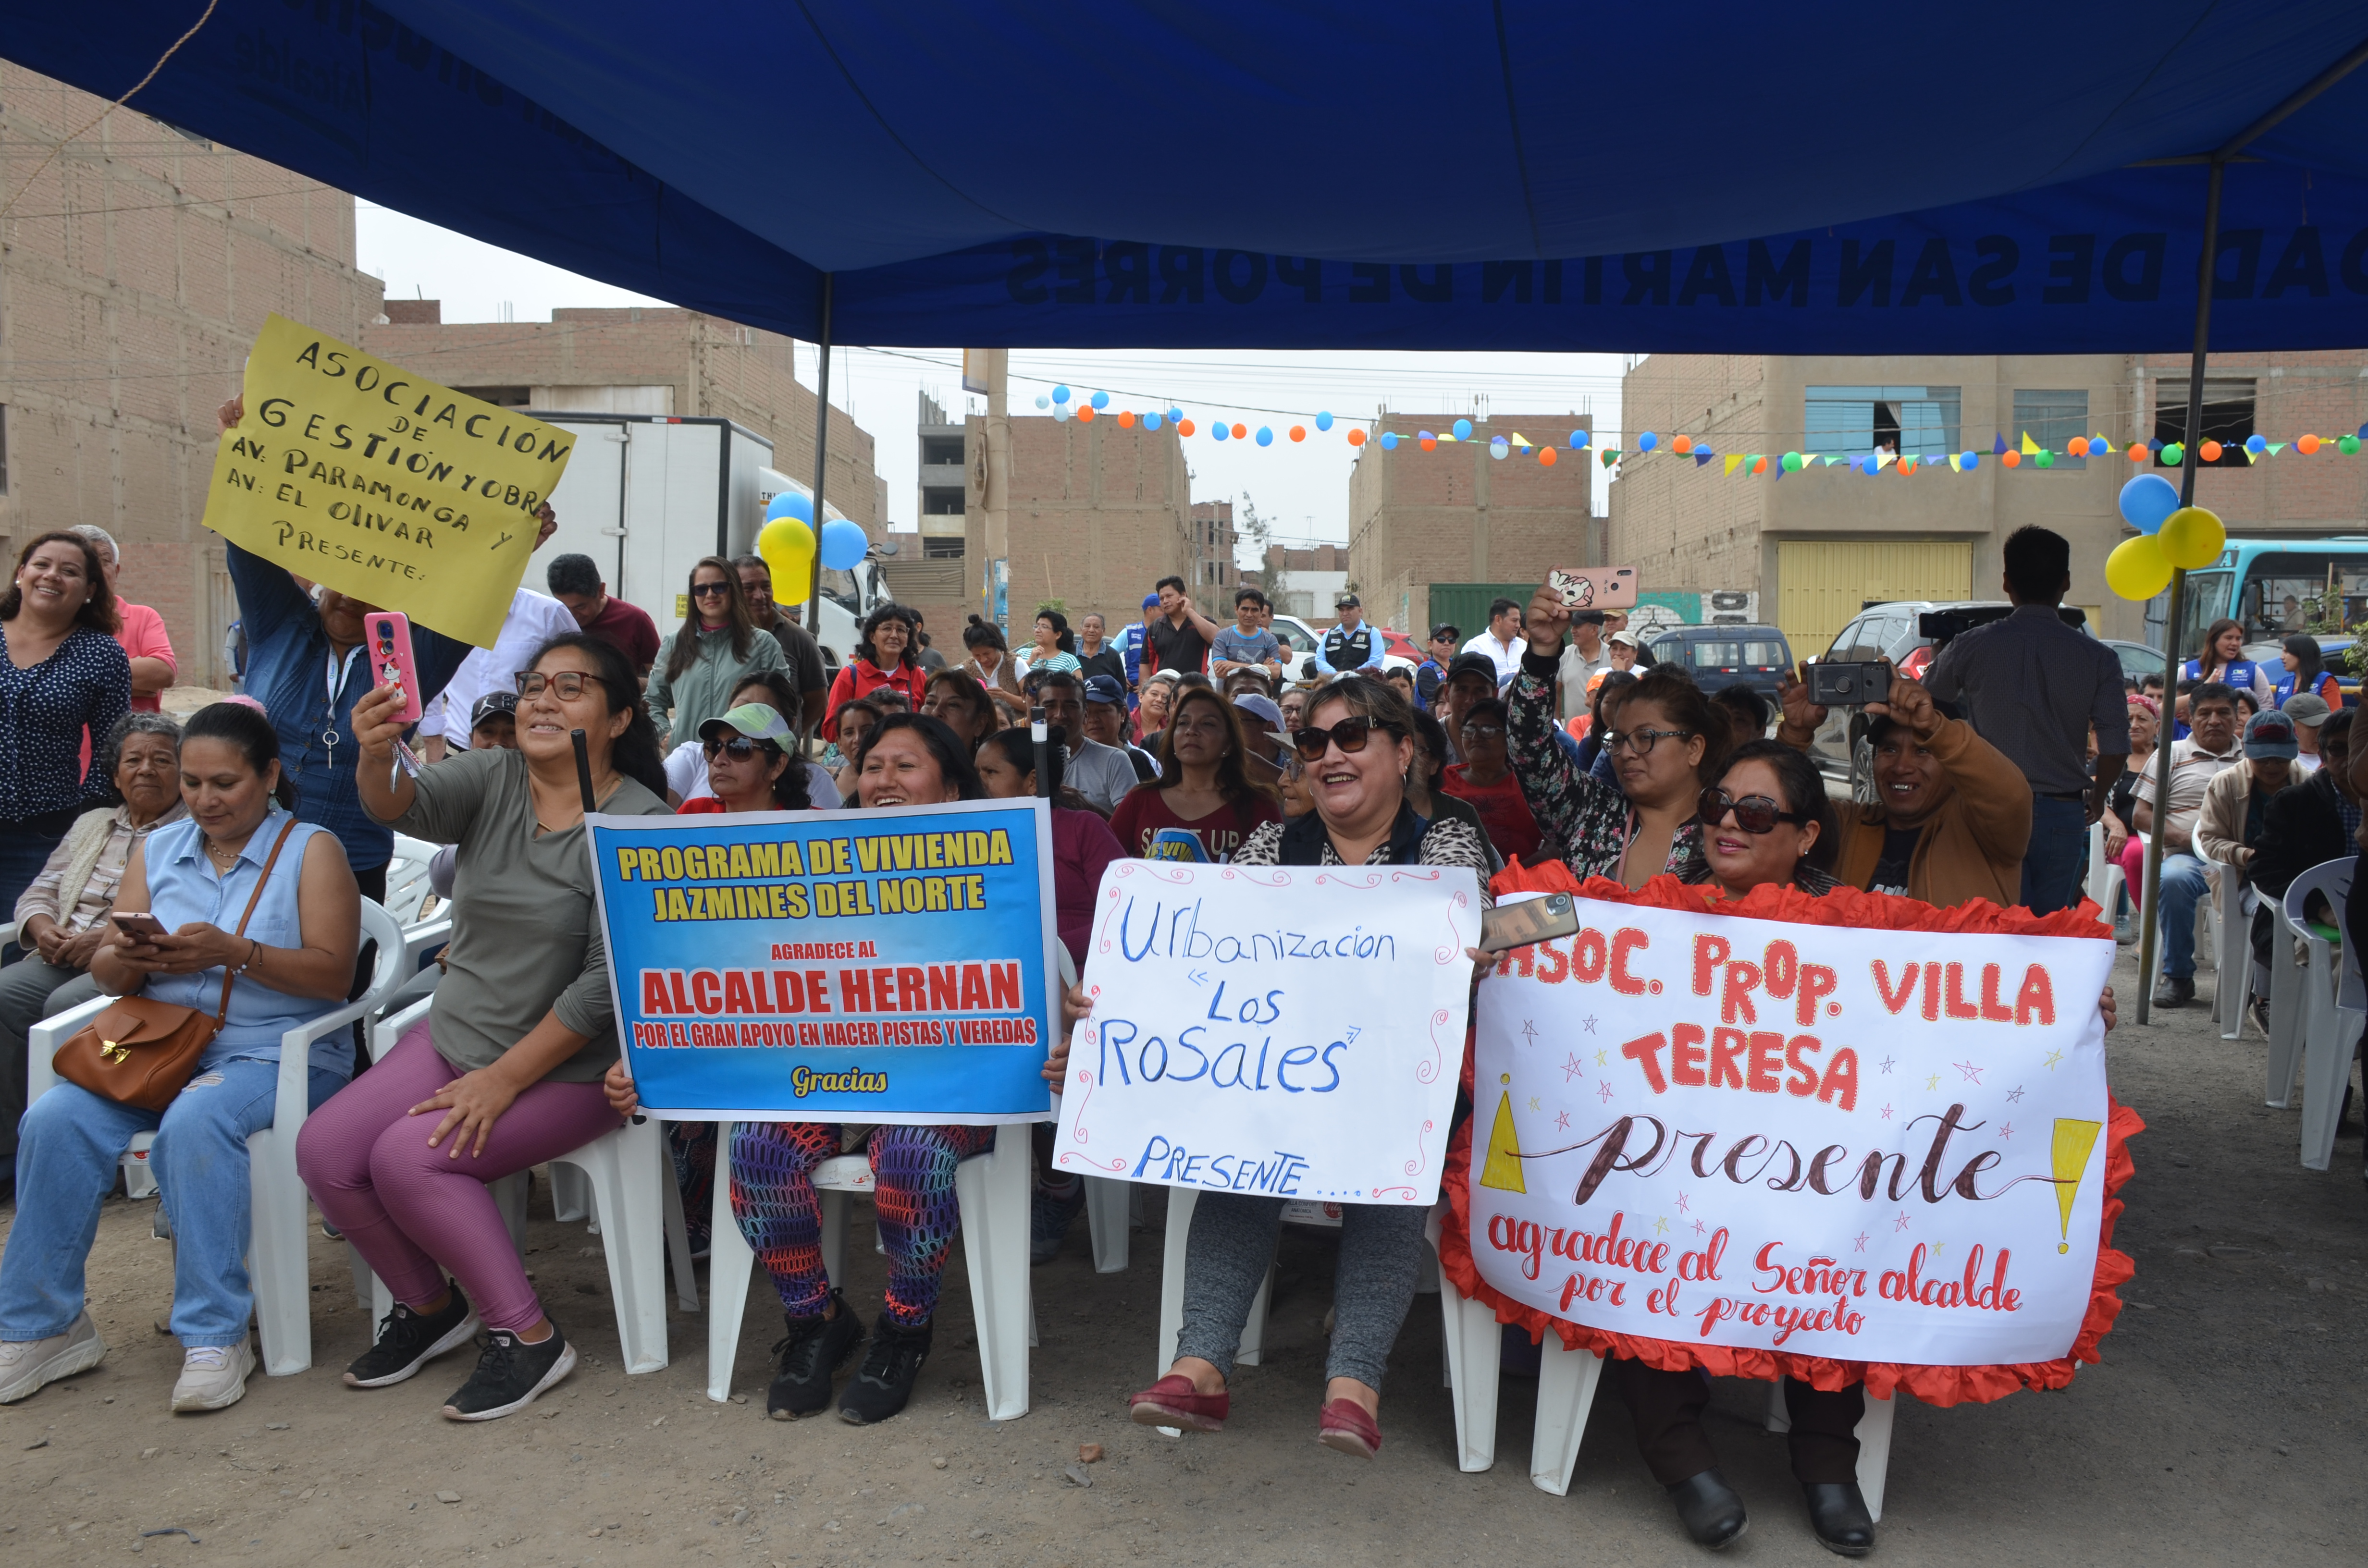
[9,0,2368,1017]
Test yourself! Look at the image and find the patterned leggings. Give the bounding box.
[728,1122,989,1328]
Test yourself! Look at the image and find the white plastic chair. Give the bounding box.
[2263,861,2340,1108]
[2083,822,2126,920]
[382,834,453,969]
[2274,858,2360,1170]
[1765,1380,1901,1521]
[703,1119,1036,1418]
[1428,1208,1607,1490]
[25,899,408,1377]
[2204,854,2251,1039]
[355,993,691,1374]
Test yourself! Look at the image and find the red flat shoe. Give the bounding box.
[1317,1397,1381,1459]
[1129,1374,1228,1433]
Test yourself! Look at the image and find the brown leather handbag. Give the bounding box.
[53,819,298,1113]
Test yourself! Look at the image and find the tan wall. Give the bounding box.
[2137,351,2368,532]
[359,308,879,530]
[966,415,1192,635]
[1347,412,1593,634]
[0,66,384,685]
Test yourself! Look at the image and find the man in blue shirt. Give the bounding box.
[1118,591,1158,703]
[1313,592,1387,676]
[1209,588,1284,682]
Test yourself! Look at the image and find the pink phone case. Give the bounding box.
[1549,566,1640,610]
[365,612,424,724]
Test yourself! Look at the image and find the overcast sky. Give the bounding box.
[358,207,1624,558]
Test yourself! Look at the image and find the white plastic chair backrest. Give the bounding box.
[353,898,408,1007]
[2085,821,2106,881]
[2283,856,2353,931]
[382,835,441,925]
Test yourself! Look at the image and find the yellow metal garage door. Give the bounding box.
[1776,540,1973,657]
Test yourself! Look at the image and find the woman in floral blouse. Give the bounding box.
[1505,584,1728,883]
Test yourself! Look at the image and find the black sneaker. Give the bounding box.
[767,1294,864,1420]
[345,1287,480,1388]
[838,1314,930,1425]
[2153,975,2195,1008]
[440,1322,577,1422]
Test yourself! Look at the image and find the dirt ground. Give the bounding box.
[3,939,2364,1567]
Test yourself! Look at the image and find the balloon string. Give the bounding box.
[0,0,222,224]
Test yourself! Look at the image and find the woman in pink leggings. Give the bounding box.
[296,634,672,1421]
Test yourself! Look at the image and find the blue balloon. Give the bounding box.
[1212,422,1230,441]
[1452,418,1473,441]
[1255,427,1273,446]
[1418,430,1435,443]
[1090,390,1110,410]
[1168,407,1185,425]
[2245,432,2267,454]
[1315,411,1334,431]
[1380,432,1399,450]
[1570,429,1591,448]
[1638,431,1658,452]
[2118,473,2181,532]
[1960,451,1979,469]
[818,518,868,571]
[1034,394,1049,409]
[765,491,814,523]
[1051,385,1071,404]
[1143,411,1162,431]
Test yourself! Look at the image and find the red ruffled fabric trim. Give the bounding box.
[1442,862,2140,1407]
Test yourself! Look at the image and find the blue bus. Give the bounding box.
[2148,537,2368,686]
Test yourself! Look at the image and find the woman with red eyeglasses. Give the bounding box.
[1128,674,1489,1463]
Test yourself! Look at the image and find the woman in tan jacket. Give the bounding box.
[1776,670,2032,907]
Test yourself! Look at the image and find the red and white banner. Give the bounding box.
[1443,866,2140,1406]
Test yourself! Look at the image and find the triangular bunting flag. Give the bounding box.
[1510,432,1531,449]
[1876,449,1896,470]
[2245,449,2259,463]
[1947,453,1962,471]
[1694,451,1714,466]
[1724,453,1745,476]
[1899,456,1918,474]
[2020,431,2043,456]
[2269,442,2287,455]
[1479,1088,1527,1194]
[1601,449,1622,468]
[2097,435,2116,453]
[1993,433,2008,455]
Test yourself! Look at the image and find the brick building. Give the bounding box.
[359,302,879,529]
[1260,544,1349,620]
[1190,501,1238,599]
[1346,412,1595,637]
[0,64,385,685]
[959,415,1194,637]
[1607,352,2368,657]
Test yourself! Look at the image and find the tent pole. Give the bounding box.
[807,273,835,637]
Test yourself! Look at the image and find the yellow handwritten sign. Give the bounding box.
[201,314,575,647]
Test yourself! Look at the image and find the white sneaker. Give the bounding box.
[170,1340,254,1412]
[0,1311,107,1404]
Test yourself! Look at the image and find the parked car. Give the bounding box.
[2102,638,2170,685]
[1645,624,1794,710]
[1268,614,1418,684]
[1804,600,2068,795]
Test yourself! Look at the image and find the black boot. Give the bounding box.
[1665,1469,1748,1549]
[838,1313,931,1425]
[2153,974,2195,1007]
[1802,1481,1875,1556]
[766,1293,863,1420]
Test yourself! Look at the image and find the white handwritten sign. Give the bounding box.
[1463,891,2119,1369]
[1053,861,1478,1204]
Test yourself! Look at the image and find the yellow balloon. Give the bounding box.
[2157,505,2226,570]
[759,517,815,559]
[2105,534,2173,601]
[764,547,815,603]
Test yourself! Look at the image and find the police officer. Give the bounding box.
[1315,592,1385,676]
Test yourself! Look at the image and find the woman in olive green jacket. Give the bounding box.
[643,556,788,749]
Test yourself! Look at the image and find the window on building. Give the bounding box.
[921,487,965,516]
[919,436,964,466]
[458,386,532,408]
[1803,385,1961,459]
[2154,378,2255,466]
[2013,389,2090,469]
[921,536,966,560]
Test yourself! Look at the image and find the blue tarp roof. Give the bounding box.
[9,1,2368,351]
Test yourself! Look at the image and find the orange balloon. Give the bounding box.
[2067,437,2089,457]
[2299,433,2321,454]
[1671,434,1693,454]
[1419,437,1437,451]
[1346,428,1367,447]
[1231,423,1247,440]
[2199,440,2221,461]
[2001,450,2021,468]
[1538,445,1558,466]
[1289,425,1306,442]
[1076,405,1096,423]
[1751,455,1767,474]
[1177,418,1196,437]
[2128,444,2147,463]
[1117,410,1136,428]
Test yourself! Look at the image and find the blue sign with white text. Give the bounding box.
[588,798,1059,1124]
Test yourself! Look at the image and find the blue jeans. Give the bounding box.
[1,1057,343,1348]
[2155,853,2211,980]
[2021,796,2091,916]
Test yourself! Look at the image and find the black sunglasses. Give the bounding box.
[702,734,778,761]
[1699,786,1809,834]
[690,581,734,598]
[1291,714,1401,762]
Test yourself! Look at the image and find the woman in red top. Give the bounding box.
[1438,696,1542,866]
[821,604,927,742]
[1106,686,1279,861]
[674,703,814,816]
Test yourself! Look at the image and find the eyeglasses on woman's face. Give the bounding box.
[690,580,733,600]
[1698,786,1807,834]
[702,735,776,761]
[1290,714,1399,762]
[516,670,614,701]
[1603,726,1693,757]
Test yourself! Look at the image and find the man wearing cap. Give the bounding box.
[418,583,580,763]
[1314,592,1385,676]
[2195,708,2302,1008]
[466,692,520,752]
[1439,651,1506,764]
[2131,682,2245,1007]
[1036,670,1145,815]
[1082,674,1158,781]
[1557,610,1614,719]
[2282,690,2332,773]
[1415,624,1459,711]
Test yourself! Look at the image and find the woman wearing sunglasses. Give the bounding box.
[1514,584,1727,885]
[675,704,814,816]
[823,603,929,746]
[661,671,839,810]
[1130,674,1489,1461]
[305,634,672,1422]
[1105,686,1280,861]
[642,556,789,752]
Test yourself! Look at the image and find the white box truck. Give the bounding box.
[533,413,889,675]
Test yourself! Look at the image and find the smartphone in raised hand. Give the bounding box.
[1477,893,1582,954]
[365,611,424,724]
[1547,567,1639,610]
